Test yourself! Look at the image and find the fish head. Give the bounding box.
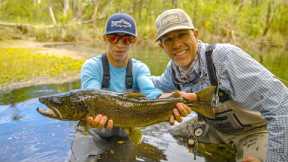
[37,91,87,120]
[39,93,66,107]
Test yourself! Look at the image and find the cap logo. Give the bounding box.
[111,19,132,28]
[161,14,181,27]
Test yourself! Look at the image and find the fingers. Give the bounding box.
[99,115,108,128]
[86,114,113,128]
[169,102,194,125]
[173,108,182,122]
[182,103,192,113]
[176,103,188,116]
[169,107,185,125]
[169,115,175,125]
[242,155,261,162]
[107,119,113,129]
[176,103,192,116]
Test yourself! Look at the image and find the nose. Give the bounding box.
[116,39,128,47]
[171,38,182,50]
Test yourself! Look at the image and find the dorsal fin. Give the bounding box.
[124,92,145,98]
[171,91,181,98]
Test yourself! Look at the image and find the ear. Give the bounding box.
[103,35,107,41]
[192,29,199,39]
[158,41,164,49]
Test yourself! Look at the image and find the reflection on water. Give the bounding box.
[0,98,76,162]
[0,82,204,162]
[0,82,79,162]
[0,81,80,105]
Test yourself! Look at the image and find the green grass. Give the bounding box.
[0,48,84,86]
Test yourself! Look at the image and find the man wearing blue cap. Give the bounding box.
[68,13,164,162]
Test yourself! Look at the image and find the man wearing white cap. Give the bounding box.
[153,9,288,162]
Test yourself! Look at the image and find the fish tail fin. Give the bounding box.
[196,86,216,102]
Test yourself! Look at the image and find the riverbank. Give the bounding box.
[0,40,103,93]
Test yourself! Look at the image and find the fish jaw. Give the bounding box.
[36,107,63,120]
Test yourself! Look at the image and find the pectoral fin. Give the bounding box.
[124,128,143,144]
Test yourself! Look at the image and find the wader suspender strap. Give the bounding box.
[171,67,182,90]
[125,59,133,89]
[205,44,218,86]
[205,44,230,102]
[101,54,133,89]
[101,54,110,89]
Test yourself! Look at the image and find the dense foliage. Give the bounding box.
[0,0,287,87]
[0,0,287,49]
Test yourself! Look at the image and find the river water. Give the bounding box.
[0,81,204,162]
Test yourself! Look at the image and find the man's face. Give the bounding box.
[159,29,198,70]
[104,33,136,63]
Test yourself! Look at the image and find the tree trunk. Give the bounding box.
[138,0,143,21]
[172,0,177,8]
[49,6,57,25]
[262,0,274,37]
[63,0,70,17]
[252,0,260,6]
[91,0,100,22]
[33,0,41,4]
[73,0,83,20]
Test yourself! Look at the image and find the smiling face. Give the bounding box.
[159,29,198,70]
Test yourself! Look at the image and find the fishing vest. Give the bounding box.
[101,54,133,90]
[173,45,267,134]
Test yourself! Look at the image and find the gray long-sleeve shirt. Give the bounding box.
[152,42,288,161]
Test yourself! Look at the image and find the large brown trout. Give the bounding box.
[37,86,216,128]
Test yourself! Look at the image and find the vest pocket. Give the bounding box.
[205,110,251,134]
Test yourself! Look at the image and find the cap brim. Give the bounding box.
[155,26,194,41]
[105,31,137,37]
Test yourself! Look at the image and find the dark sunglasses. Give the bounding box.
[105,34,136,45]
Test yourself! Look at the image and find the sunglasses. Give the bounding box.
[105,34,136,45]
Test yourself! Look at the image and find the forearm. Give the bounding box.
[265,114,288,162]
[137,75,162,99]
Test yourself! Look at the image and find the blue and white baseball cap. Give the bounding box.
[104,13,137,37]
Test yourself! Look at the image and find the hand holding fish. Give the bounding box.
[168,92,197,125]
[86,114,113,128]
[242,155,261,162]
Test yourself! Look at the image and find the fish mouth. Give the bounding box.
[36,107,63,120]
